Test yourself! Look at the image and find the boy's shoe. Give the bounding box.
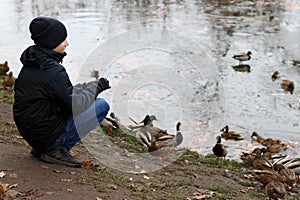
[40,147,82,168]
[30,148,42,158]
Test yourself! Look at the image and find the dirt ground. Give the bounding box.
[0,101,299,200]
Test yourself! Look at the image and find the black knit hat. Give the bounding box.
[29,16,67,49]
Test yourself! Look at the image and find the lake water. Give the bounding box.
[1,0,300,164]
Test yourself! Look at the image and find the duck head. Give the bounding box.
[176,122,181,131]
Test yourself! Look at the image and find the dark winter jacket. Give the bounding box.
[13,45,101,152]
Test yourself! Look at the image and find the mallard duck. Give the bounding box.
[265,181,287,200]
[212,136,227,160]
[274,164,296,189]
[166,122,183,147]
[281,79,294,94]
[128,114,158,128]
[240,147,263,167]
[281,158,300,176]
[1,72,14,90]
[253,169,285,187]
[99,113,120,136]
[271,71,280,81]
[266,142,288,154]
[253,154,273,170]
[232,51,252,65]
[0,61,9,75]
[109,112,120,127]
[251,132,282,146]
[220,125,244,141]
[134,125,152,147]
[148,139,169,159]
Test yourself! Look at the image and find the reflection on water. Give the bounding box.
[1,0,300,160]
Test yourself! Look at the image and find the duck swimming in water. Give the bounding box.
[220,125,244,141]
[281,79,294,94]
[232,51,252,65]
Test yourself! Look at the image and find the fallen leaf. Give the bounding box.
[0,171,6,178]
[96,197,102,200]
[53,170,64,173]
[108,184,118,190]
[81,160,94,168]
[143,175,150,180]
[8,183,18,189]
[40,165,49,169]
[9,173,18,179]
[192,195,209,200]
[60,179,72,182]
[45,191,55,195]
[140,170,147,174]
[69,171,76,175]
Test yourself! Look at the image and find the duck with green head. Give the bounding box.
[212,136,227,160]
[232,51,252,65]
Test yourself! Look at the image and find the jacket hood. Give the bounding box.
[20,45,66,69]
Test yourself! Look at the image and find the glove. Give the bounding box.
[97,77,111,92]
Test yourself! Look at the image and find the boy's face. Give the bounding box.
[53,39,69,53]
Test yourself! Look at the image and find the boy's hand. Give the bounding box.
[97,78,111,91]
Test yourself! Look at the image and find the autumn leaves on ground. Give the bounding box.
[0,99,299,200]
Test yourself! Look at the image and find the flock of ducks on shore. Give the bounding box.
[99,112,183,160]
[212,124,300,200]
[0,61,14,90]
[127,115,182,159]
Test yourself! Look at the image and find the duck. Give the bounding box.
[240,147,263,167]
[148,138,170,160]
[232,51,252,65]
[166,122,183,147]
[141,115,175,141]
[109,112,121,128]
[266,142,288,154]
[279,157,300,176]
[128,114,158,129]
[212,135,227,160]
[251,132,282,146]
[274,164,297,189]
[253,169,285,187]
[252,154,273,170]
[0,61,9,75]
[134,123,152,147]
[281,79,294,94]
[1,72,14,90]
[99,112,120,136]
[220,125,244,141]
[271,71,280,81]
[265,181,287,200]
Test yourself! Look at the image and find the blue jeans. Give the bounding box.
[47,98,110,153]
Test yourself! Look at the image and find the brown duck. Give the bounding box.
[251,132,282,146]
[265,181,287,200]
[240,147,263,167]
[281,79,294,94]
[0,61,9,75]
[220,125,244,141]
[1,72,14,90]
[274,163,297,189]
